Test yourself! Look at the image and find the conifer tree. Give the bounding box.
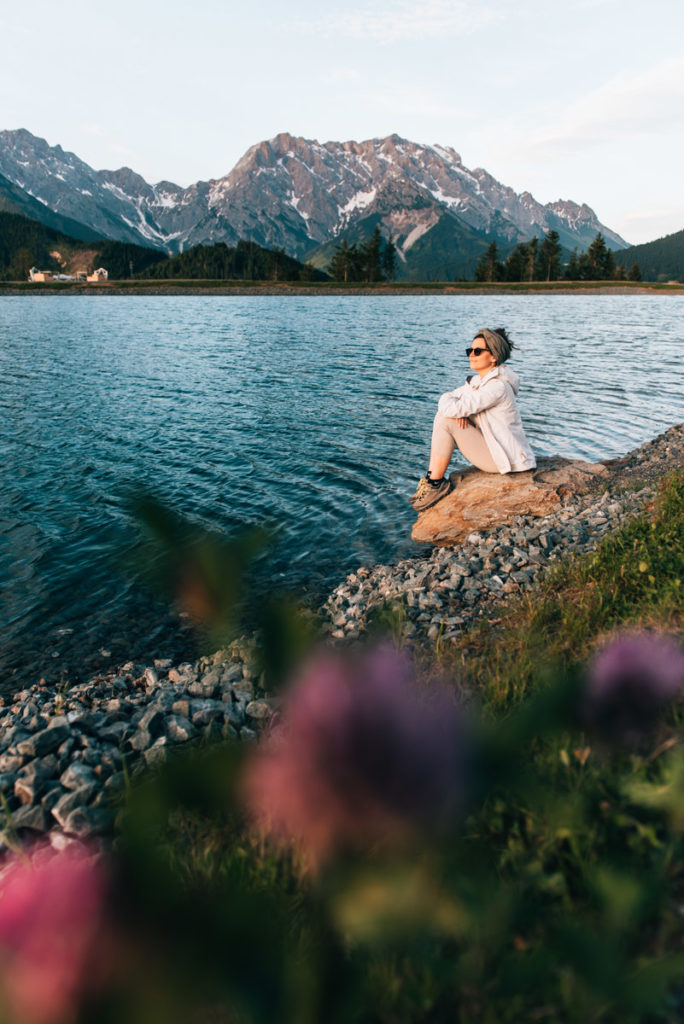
[382,234,397,281]
[565,248,580,280]
[503,242,529,282]
[361,226,384,283]
[475,241,503,282]
[536,230,562,281]
[629,261,642,281]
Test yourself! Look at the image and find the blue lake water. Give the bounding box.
[1,294,682,690]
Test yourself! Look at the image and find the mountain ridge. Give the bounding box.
[0,128,629,280]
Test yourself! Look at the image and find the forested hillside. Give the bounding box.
[139,240,329,282]
[0,212,166,280]
[615,228,684,282]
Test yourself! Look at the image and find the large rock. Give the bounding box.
[412,457,609,545]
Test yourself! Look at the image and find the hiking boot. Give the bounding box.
[410,476,452,512]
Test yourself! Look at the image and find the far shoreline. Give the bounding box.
[1,280,683,297]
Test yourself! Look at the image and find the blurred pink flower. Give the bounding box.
[583,631,684,743]
[243,646,464,867]
[0,843,108,1024]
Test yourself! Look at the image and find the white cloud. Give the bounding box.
[524,57,684,156]
[314,0,497,43]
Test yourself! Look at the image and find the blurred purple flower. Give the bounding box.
[243,646,465,867]
[0,843,108,1024]
[583,631,684,743]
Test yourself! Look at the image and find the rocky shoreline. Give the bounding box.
[1,424,682,851]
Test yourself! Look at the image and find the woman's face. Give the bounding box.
[468,337,498,378]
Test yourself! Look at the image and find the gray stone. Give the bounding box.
[0,754,25,773]
[188,672,220,698]
[138,707,166,737]
[144,667,159,688]
[60,762,97,790]
[129,728,152,752]
[245,700,272,721]
[41,787,64,812]
[14,775,46,805]
[166,715,197,744]
[12,804,50,832]
[143,738,168,767]
[104,771,125,794]
[62,806,114,837]
[51,785,98,829]
[17,724,71,758]
[98,721,131,745]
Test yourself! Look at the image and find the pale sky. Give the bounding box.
[1,0,682,244]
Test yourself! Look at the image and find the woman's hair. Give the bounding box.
[473,327,515,364]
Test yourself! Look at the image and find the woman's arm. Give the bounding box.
[437,379,506,419]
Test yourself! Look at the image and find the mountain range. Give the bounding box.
[0,128,629,280]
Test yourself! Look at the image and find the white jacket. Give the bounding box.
[437,365,536,474]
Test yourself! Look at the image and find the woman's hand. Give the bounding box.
[457,417,470,430]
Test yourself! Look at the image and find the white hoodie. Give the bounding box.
[437,365,536,474]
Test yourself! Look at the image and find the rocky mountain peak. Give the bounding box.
[0,127,629,273]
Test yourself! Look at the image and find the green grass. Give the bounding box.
[2,279,684,293]
[441,471,684,715]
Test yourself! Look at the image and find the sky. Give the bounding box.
[1,0,682,245]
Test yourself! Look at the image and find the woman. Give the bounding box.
[410,327,536,512]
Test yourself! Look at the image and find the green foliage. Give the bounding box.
[327,227,395,283]
[616,227,684,283]
[98,472,684,1023]
[475,241,504,282]
[141,240,329,282]
[0,210,165,280]
[448,471,684,714]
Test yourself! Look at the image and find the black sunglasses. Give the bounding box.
[465,346,490,356]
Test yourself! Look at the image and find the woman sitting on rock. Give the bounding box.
[410,327,536,512]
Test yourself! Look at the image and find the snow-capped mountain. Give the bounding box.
[0,129,628,275]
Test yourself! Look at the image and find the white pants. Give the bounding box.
[431,412,499,474]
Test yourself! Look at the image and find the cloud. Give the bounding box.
[314,0,497,43]
[526,57,684,155]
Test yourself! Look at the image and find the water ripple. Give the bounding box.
[0,293,682,687]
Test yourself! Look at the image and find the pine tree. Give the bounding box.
[361,226,384,283]
[536,230,562,281]
[565,248,580,280]
[329,239,364,282]
[475,241,503,282]
[503,243,529,282]
[629,262,642,282]
[524,237,538,282]
[382,234,397,281]
[585,232,614,280]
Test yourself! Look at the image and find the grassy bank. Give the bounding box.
[444,470,684,715]
[109,471,684,1023]
[1,279,684,294]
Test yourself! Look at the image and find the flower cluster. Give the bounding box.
[583,630,684,743]
[243,646,465,868]
[0,843,108,1024]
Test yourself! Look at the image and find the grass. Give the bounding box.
[112,471,684,1022]
[440,471,684,715]
[1,279,683,293]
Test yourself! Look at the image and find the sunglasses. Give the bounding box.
[465,347,490,357]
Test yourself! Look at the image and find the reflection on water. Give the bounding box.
[0,294,682,688]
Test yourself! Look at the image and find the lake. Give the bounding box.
[1,294,682,689]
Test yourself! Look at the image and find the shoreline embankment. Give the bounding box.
[0,423,682,847]
[1,282,683,297]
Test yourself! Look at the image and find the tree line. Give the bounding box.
[475,231,642,283]
[139,240,327,282]
[327,226,397,282]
